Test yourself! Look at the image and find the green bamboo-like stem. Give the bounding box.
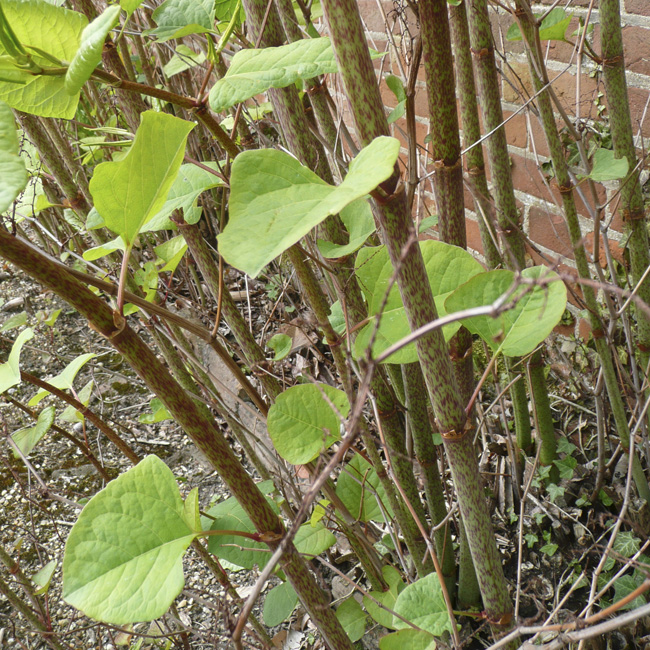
[402,362,456,592]
[448,0,501,268]
[512,0,650,502]
[0,574,69,650]
[508,362,532,453]
[527,354,556,471]
[0,230,354,650]
[16,112,91,216]
[465,0,526,268]
[176,220,282,400]
[599,0,650,359]
[321,0,513,625]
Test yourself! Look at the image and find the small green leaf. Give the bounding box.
[445,266,567,357]
[553,455,577,480]
[418,215,438,233]
[267,333,292,361]
[589,148,629,182]
[385,75,407,125]
[120,0,145,14]
[379,629,437,650]
[612,574,646,611]
[363,566,406,629]
[11,405,55,457]
[183,487,200,532]
[507,8,571,42]
[90,111,195,246]
[540,543,558,557]
[63,456,198,624]
[59,379,93,423]
[294,522,335,558]
[267,383,349,465]
[220,137,399,278]
[393,573,454,637]
[336,454,394,523]
[65,5,121,95]
[613,531,641,558]
[263,581,298,627]
[546,483,565,503]
[310,500,330,526]
[556,437,576,455]
[29,352,96,406]
[0,328,34,394]
[147,0,215,42]
[209,38,339,113]
[1,311,28,332]
[82,236,126,261]
[163,44,206,77]
[336,597,366,643]
[139,397,173,424]
[32,560,57,596]
[0,100,27,212]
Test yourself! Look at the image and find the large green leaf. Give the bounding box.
[317,198,376,259]
[393,573,454,637]
[363,566,405,629]
[142,162,224,232]
[267,383,349,465]
[65,5,121,96]
[0,0,87,118]
[294,522,336,557]
[379,630,437,650]
[336,454,394,523]
[219,136,400,278]
[147,0,215,42]
[353,241,484,363]
[209,38,339,113]
[11,405,55,457]
[62,456,199,624]
[0,327,33,394]
[507,8,571,42]
[205,481,279,569]
[89,111,194,246]
[589,148,629,182]
[0,100,27,212]
[336,597,366,642]
[444,266,567,357]
[263,581,298,626]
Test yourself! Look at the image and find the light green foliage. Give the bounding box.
[589,148,629,182]
[354,241,484,363]
[65,5,120,95]
[0,0,87,118]
[0,100,27,211]
[263,581,298,626]
[267,333,292,361]
[89,111,194,246]
[0,327,33,393]
[220,136,400,278]
[209,38,339,113]
[59,379,93,423]
[507,8,571,42]
[336,597,366,642]
[11,405,55,456]
[379,629,437,650]
[385,74,406,124]
[1,311,28,331]
[294,521,336,558]
[336,454,394,523]
[154,236,188,273]
[205,483,279,569]
[147,0,215,41]
[363,565,405,629]
[120,0,145,14]
[82,235,125,261]
[393,573,454,637]
[32,559,57,596]
[267,383,349,465]
[142,162,224,231]
[163,44,206,77]
[317,199,375,259]
[62,456,199,624]
[445,266,567,357]
[139,397,173,424]
[28,352,96,406]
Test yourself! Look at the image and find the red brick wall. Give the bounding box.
[350,0,649,332]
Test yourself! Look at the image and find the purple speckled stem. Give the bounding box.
[0,229,354,650]
[321,0,513,624]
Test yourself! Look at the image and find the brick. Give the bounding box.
[528,206,574,259]
[624,87,650,138]
[465,216,484,256]
[625,0,650,17]
[622,26,650,77]
[584,232,626,267]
